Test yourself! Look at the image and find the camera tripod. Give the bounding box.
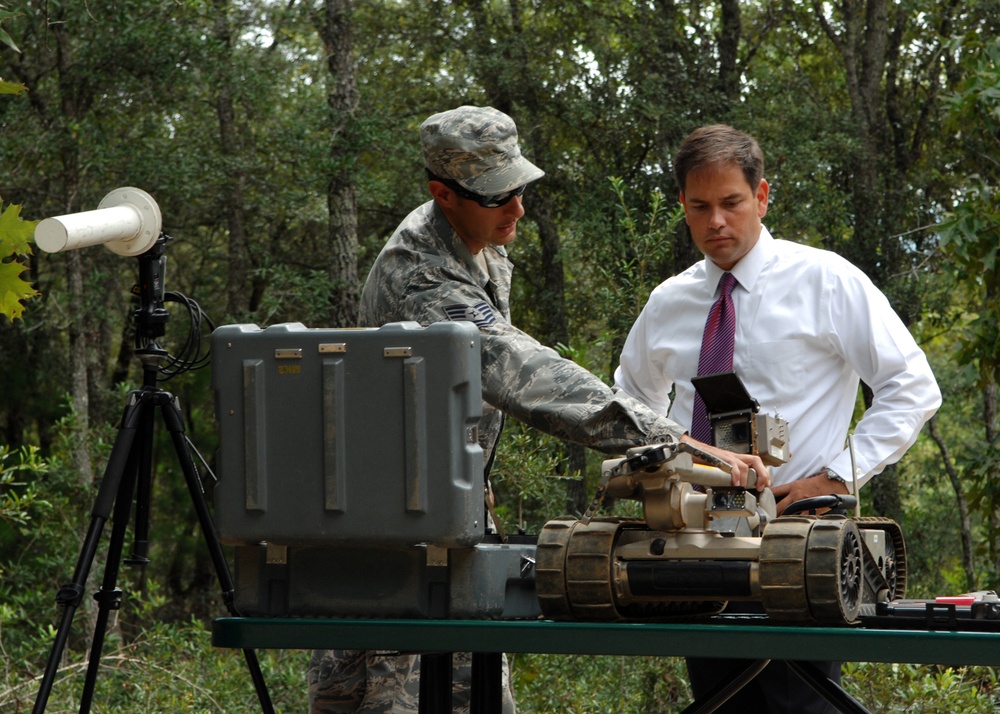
[32,236,274,713]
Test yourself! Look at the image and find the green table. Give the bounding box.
[212,616,1000,712]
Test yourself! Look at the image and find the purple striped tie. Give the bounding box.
[691,272,738,443]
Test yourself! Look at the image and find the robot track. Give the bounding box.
[536,517,727,622]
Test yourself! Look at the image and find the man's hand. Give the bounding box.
[679,434,771,489]
[772,472,850,515]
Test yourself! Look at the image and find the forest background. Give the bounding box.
[1,0,999,711]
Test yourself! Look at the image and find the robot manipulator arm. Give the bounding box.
[586,441,771,531]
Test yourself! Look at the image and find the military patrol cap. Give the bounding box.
[420,106,545,195]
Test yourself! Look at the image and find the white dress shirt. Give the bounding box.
[614,227,941,488]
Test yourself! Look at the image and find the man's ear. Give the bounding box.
[679,192,690,223]
[428,180,453,206]
[756,179,770,219]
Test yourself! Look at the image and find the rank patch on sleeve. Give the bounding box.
[443,301,496,327]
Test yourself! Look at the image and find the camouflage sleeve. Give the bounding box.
[360,241,686,453]
[396,281,685,453]
[478,322,686,453]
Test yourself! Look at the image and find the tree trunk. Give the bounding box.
[532,191,590,513]
[463,0,592,508]
[985,371,999,574]
[49,12,100,648]
[318,0,360,327]
[212,0,252,322]
[927,417,977,589]
[65,252,94,487]
[979,257,999,568]
[531,186,568,359]
[815,0,906,516]
[813,0,889,272]
[50,21,94,489]
[717,0,742,98]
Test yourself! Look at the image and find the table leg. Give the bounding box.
[419,653,453,714]
[680,659,770,714]
[471,652,503,714]
[787,660,870,714]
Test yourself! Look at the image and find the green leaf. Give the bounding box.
[0,79,27,95]
[0,203,38,320]
[0,202,37,259]
[0,259,37,320]
[0,26,19,54]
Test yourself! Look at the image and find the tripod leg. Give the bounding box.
[126,398,156,570]
[158,393,276,714]
[79,403,151,713]
[32,395,144,714]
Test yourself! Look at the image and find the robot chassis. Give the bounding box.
[535,440,906,626]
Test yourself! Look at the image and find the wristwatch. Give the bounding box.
[825,467,847,485]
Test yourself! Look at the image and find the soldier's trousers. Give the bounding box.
[308,649,516,713]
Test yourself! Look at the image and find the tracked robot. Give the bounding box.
[535,373,906,626]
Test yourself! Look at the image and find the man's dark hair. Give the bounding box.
[673,124,765,194]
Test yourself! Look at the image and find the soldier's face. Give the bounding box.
[445,192,526,255]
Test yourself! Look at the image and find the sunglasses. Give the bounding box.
[431,174,527,208]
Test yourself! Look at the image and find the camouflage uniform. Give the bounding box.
[308,650,419,713]
[308,106,686,713]
[309,650,513,714]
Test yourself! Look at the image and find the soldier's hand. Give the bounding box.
[772,472,850,515]
[680,435,771,489]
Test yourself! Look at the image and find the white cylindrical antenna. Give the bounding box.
[848,433,861,517]
[34,187,162,256]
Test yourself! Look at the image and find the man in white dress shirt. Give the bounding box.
[614,124,941,713]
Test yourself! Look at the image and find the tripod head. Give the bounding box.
[130,233,214,381]
[133,235,171,374]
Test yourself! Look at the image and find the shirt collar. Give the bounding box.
[703,226,774,294]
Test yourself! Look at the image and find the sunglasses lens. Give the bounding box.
[480,184,527,208]
[438,175,527,208]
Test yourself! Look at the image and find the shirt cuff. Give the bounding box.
[827,453,861,487]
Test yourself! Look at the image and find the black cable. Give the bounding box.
[156,291,215,380]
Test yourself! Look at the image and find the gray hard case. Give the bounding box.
[211,321,485,548]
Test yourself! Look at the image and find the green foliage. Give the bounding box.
[601,177,681,323]
[842,662,999,714]
[491,421,568,533]
[896,435,991,595]
[937,34,1000,321]
[0,78,24,93]
[0,613,312,712]
[0,201,39,321]
[934,33,1000,567]
[250,261,338,327]
[0,401,308,713]
[512,654,691,713]
[0,444,49,527]
[936,174,1000,383]
[0,3,21,53]
[568,178,682,380]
